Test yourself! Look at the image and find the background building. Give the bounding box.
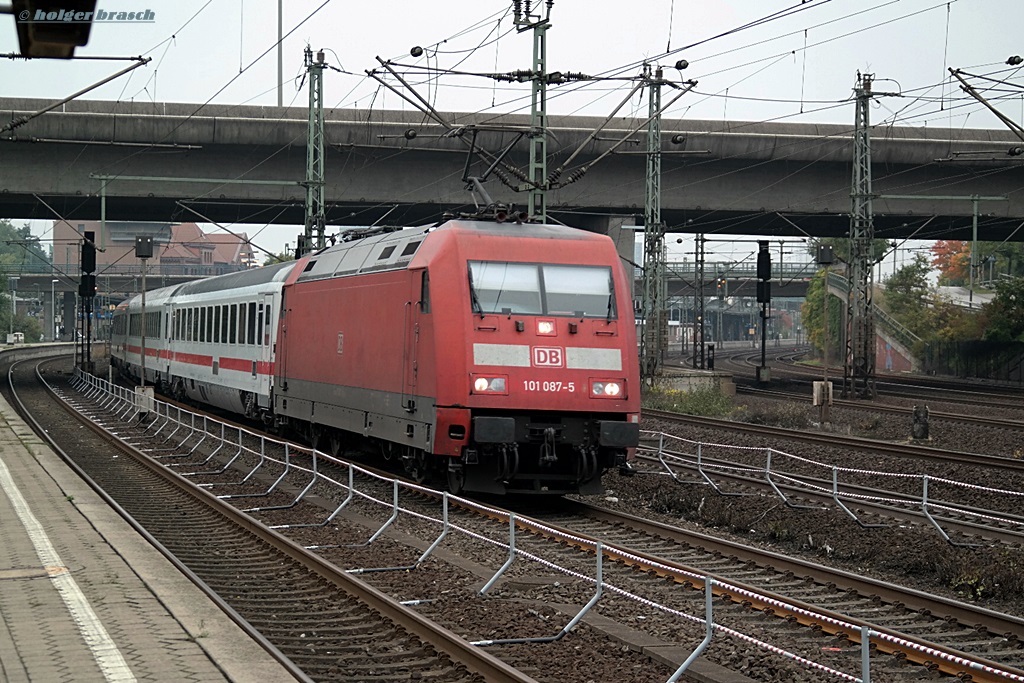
[52,220,256,278]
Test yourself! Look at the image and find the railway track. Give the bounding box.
[631,448,1024,546]
[736,385,1024,430]
[720,345,1024,410]
[527,499,1024,680]
[643,408,1024,473]
[47,360,1024,683]
[8,356,534,683]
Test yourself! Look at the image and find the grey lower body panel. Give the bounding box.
[275,378,436,450]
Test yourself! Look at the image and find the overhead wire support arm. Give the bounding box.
[365,62,529,194]
[949,68,1024,144]
[546,79,646,187]
[1,56,151,135]
[462,129,525,213]
[372,58,455,132]
[553,80,696,189]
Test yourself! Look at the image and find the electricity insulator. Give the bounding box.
[410,46,424,58]
[675,60,689,70]
[1007,55,1023,66]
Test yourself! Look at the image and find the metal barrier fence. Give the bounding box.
[920,340,1024,384]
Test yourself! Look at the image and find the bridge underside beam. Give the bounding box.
[2,189,1019,244]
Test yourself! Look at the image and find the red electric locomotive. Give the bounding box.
[274,218,640,494]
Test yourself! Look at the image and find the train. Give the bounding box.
[110,217,640,495]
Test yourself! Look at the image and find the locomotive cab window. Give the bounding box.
[468,261,615,319]
[468,262,542,315]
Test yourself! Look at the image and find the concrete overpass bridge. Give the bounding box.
[2,98,1024,245]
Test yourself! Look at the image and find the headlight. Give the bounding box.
[536,319,556,336]
[472,375,508,394]
[590,380,624,398]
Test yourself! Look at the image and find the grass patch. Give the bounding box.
[731,402,810,429]
[642,385,732,417]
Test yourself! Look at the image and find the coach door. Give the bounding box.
[261,293,275,396]
[163,303,173,378]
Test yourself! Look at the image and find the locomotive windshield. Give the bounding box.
[468,261,616,319]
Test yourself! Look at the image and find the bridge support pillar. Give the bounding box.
[61,289,75,341]
[569,215,638,280]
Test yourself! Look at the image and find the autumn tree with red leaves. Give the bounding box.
[930,240,970,286]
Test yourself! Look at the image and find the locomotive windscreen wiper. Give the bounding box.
[606,272,615,321]
[468,269,484,316]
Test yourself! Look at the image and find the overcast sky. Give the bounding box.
[3,0,1021,265]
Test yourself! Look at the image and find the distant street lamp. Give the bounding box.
[9,276,19,341]
[51,279,58,341]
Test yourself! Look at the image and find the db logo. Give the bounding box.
[532,346,564,367]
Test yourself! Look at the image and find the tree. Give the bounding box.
[1,219,52,341]
[930,240,970,285]
[0,219,50,269]
[980,276,1024,342]
[263,251,295,266]
[800,269,843,359]
[806,237,892,269]
[883,254,933,335]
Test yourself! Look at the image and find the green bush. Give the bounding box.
[732,402,810,429]
[642,385,732,417]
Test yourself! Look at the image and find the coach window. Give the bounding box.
[229,304,237,344]
[205,306,212,343]
[212,306,220,343]
[238,304,247,345]
[247,302,256,344]
[146,311,160,338]
[190,307,198,341]
[221,305,229,344]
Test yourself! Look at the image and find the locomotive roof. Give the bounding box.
[296,219,605,283]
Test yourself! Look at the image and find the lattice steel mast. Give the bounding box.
[845,72,876,398]
[513,0,553,222]
[302,46,326,256]
[640,64,667,385]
